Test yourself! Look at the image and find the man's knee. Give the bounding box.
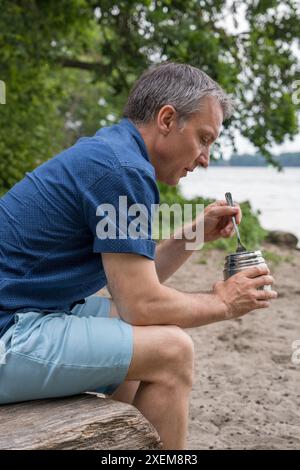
[159,325,194,388]
[126,324,194,387]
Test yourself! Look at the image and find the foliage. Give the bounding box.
[0,0,92,191]
[0,0,299,196]
[204,200,268,252]
[157,182,268,251]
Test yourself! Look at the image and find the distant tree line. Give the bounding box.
[211,152,300,167]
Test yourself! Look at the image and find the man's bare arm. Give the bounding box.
[155,236,195,284]
[102,252,277,328]
[154,200,242,283]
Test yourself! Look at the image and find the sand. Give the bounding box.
[164,242,300,450]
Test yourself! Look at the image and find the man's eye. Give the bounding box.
[201,137,209,145]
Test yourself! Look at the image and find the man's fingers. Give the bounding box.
[255,289,278,300]
[212,205,240,218]
[254,289,277,309]
[254,301,271,309]
[211,199,242,224]
[252,274,274,288]
[241,264,270,278]
[221,226,235,238]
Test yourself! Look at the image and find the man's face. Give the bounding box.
[152,96,223,185]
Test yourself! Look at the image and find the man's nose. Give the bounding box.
[198,149,210,168]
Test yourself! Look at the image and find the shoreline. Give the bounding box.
[179,167,300,249]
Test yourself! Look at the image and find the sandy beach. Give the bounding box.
[164,242,300,449]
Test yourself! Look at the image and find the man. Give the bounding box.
[0,62,277,449]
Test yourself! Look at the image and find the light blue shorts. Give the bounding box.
[0,295,134,404]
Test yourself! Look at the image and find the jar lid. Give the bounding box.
[225,250,262,261]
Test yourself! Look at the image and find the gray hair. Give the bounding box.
[123,62,235,125]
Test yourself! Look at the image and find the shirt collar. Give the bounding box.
[119,118,151,163]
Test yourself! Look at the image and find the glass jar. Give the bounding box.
[223,250,271,291]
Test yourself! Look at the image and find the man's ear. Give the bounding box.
[156,105,177,136]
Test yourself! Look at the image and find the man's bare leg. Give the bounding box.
[109,301,140,405]
[107,300,194,450]
[110,379,140,405]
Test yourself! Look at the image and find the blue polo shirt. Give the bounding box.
[0,118,160,337]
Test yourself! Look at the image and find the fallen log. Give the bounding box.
[0,393,163,450]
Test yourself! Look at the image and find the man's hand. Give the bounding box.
[212,265,278,320]
[202,199,242,243]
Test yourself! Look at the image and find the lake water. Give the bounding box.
[179,167,300,246]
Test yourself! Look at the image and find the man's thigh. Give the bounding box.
[0,302,134,404]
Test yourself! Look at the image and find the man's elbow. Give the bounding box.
[118,298,158,326]
[118,302,149,326]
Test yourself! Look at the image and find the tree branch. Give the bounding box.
[59,58,111,74]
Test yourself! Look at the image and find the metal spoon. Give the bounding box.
[225,192,247,253]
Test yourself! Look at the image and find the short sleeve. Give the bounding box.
[82,165,160,260]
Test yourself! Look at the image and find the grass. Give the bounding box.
[262,250,294,268]
[195,255,208,265]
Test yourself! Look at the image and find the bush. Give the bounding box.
[157,182,268,252]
